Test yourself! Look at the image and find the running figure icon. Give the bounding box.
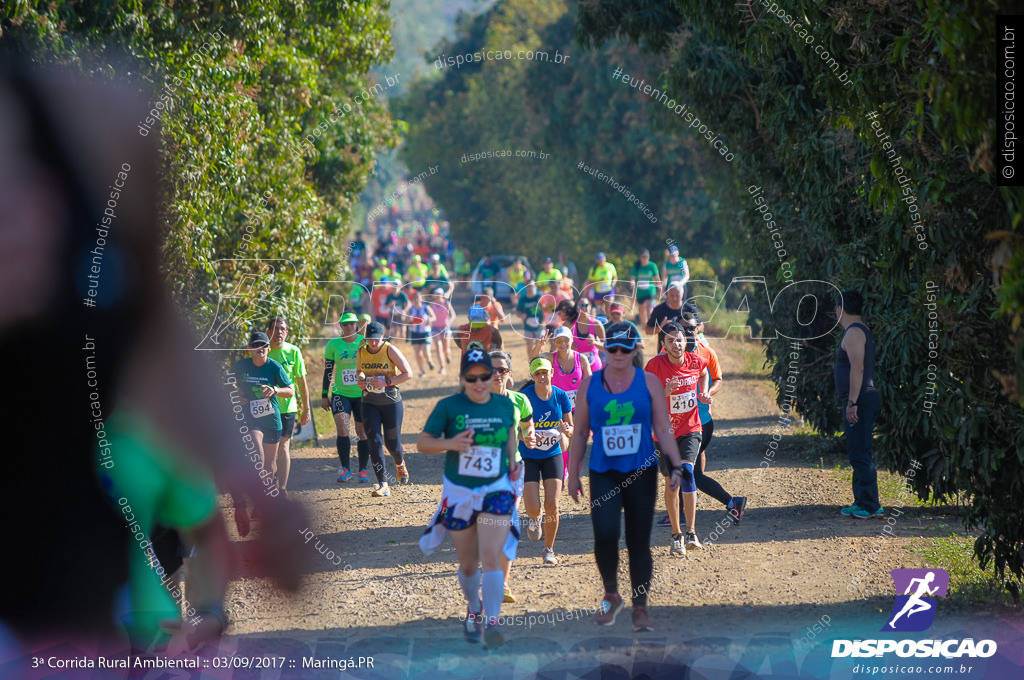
[882,568,949,632]
[888,572,939,628]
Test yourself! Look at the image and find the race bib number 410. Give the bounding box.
[601,424,641,456]
[458,446,502,478]
[670,390,697,414]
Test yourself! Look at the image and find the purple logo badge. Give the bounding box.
[881,568,949,632]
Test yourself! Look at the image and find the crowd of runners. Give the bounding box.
[228,235,751,648]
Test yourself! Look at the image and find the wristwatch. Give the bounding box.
[848,400,857,407]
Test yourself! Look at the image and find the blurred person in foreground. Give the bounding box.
[0,58,307,658]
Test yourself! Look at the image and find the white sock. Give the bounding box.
[482,570,505,623]
[458,570,481,612]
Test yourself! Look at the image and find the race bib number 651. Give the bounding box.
[602,424,641,456]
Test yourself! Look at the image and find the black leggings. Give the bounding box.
[589,465,658,606]
[362,399,405,485]
[692,419,731,506]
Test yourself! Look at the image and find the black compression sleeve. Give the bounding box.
[322,359,334,397]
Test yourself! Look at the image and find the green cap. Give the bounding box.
[530,356,553,374]
[340,312,358,324]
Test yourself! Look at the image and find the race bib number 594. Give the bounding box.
[602,424,641,456]
[250,398,273,418]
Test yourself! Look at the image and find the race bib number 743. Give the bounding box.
[458,446,502,478]
[601,424,641,456]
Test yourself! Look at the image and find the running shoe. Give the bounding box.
[594,593,624,626]
[657,515,672,527]
[840,503,862,516]
[428,360,436,370]
[851,506,885,519]
[542,547,558,565]
[463,609,482,644]
[632,606,654,632]
[358,470,369,483]
[396,462,410,485]
[670,534,685,555]
[729,497,748,525]
[526,516,542,541]
[371,483,391,497]
[484,619,504,649]
[337,468,352,483]
[503,585,516,603]
[685,531,702,551]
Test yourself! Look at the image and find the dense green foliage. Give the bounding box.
[2,0,400,346]
[576,0,1024,592]
[395,0,718,268]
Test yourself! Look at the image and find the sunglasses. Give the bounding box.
[492,367,510,375]
[463,372,493,383]
[605,344,635,354]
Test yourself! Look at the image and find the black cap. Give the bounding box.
[248,331,270,348]
[460,340,493,376]
[604,322,640,350]
[364,321,386,339]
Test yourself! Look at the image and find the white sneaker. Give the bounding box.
[685,531,702,551]
[526,516,542,541]
[670,534,685,555]
[542,547,558,565]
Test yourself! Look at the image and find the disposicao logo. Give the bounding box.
[883,568,949,632]
[831,568,997,659]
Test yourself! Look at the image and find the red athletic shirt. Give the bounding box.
[645,351,708,439]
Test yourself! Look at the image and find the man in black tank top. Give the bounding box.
[834,290,883,519]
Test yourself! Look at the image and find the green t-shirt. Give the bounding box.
[507,389,533,463]
[664,258,687,285]
[231,357,292,430]
[324,334,364,398]
[631,261,660,295]
[479,262,502,282]
[386,292,409,309]
[424,392,516,488]
[96,411,218,646]
[516,292,545,329]
[268,342,306,414]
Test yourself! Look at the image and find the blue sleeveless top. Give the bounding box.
[587,367,657,473]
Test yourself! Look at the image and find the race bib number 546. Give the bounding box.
[602,424,641,456]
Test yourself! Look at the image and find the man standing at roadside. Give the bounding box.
[834,290,883,519]
[267,317,311,497]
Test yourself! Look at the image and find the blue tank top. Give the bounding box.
[587,367,657,473]
[834,322,877,401]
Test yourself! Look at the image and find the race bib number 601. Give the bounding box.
[601,424,641,456]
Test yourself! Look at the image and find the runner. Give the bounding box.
[477,287,506,328]
[586,252,618,315]
[429,287,455,374]
[453,246,472,291]
[385,280,410,341]
[370,278,393,331]
[664,313,746,525]
[455,305,503,354]
[403,288,437,376]
[230,332,294,506]
[357,322,414,496]
[425,254,451,295]
[646,282,700,353]
[540,279,571,333]
[529,326,592,473]
[557,252,578,283]
[644,322,712,554]
[417,342,522,648]
[661,245,689,298]
[630,249,661,329]
[566,322,688,632]
[478,254,502,291]
[488,350,536,603]
[506,257,529,305]
[406,254,429,291]
[323,312,369,483]
[519,357,574,566]
[606,303,646,350]
[372,258,395,283]
[536,257,563,286]
[556,299,606,371]
[266,317,311,496]
[516,280,545,355]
